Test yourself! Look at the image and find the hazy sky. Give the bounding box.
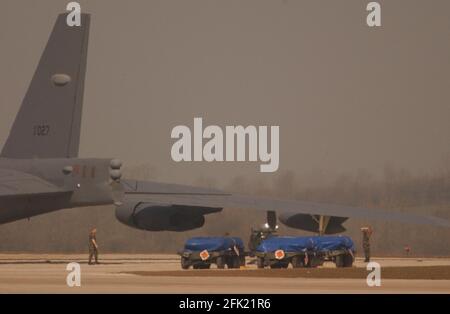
[1,0,449,186]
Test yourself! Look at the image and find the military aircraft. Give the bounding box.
[0,13,449,235]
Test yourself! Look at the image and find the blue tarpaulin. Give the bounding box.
[184,237,244,252]
[256,236,355,253]
[256,236,315,253]
[311,236,355,252]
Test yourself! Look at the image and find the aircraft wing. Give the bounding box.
[0,168,69,198]
[122,180,450,228]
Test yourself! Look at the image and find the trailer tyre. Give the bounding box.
[181,257,190,270]
[216,256,226,269]
[270,263,284,269]
[240,255,246,267]
[291,256,305,268]
[335,254,345,268]
[228,256,240,269]
[231,256,241,268]
[343,254,354,267]
[257,257,265,269]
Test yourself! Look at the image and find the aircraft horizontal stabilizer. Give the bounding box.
[0,169,71,198]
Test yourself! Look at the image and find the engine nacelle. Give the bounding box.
[279,212,348,234]
[115,202,222,232]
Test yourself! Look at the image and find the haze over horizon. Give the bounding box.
[1,0,449,187]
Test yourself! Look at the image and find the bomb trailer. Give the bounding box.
[254,236,355,269]
[178,237,246,269]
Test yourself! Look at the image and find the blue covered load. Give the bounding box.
[184,237,245,252]
[311,236,355,252]
[256,236,315,253]
[256,236,355,253]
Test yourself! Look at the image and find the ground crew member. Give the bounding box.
[88,228,99,265]
[361,226,373,262]
[404,244,411,257]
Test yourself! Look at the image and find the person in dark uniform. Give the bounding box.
[361,226,373,262]
[88,228,99,265]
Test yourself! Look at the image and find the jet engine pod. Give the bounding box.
[115,202,222,232]
[278,212,348,234]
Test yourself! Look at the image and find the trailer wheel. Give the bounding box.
[227,256,240,269]
[202,263,211,269]
[181,257,190,270]
[239,255,246,267]
[335,254,345,268]
[270,262,288,269]
[256,257,265,269]
[305,256,319,268]
[216,256,226,269]
[343,254,354,267]
[233,256,241,268]
[194,263,211,269]
[291,256,305,268]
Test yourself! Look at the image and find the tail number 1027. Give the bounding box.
[33,125,50,136]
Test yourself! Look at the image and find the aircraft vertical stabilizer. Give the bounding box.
[1,13,90,158]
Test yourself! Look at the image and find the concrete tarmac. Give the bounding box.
[0,254,449,293]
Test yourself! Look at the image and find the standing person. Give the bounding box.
[88,228,99,265]
[404,244,411,257]
[361,226,373,262]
